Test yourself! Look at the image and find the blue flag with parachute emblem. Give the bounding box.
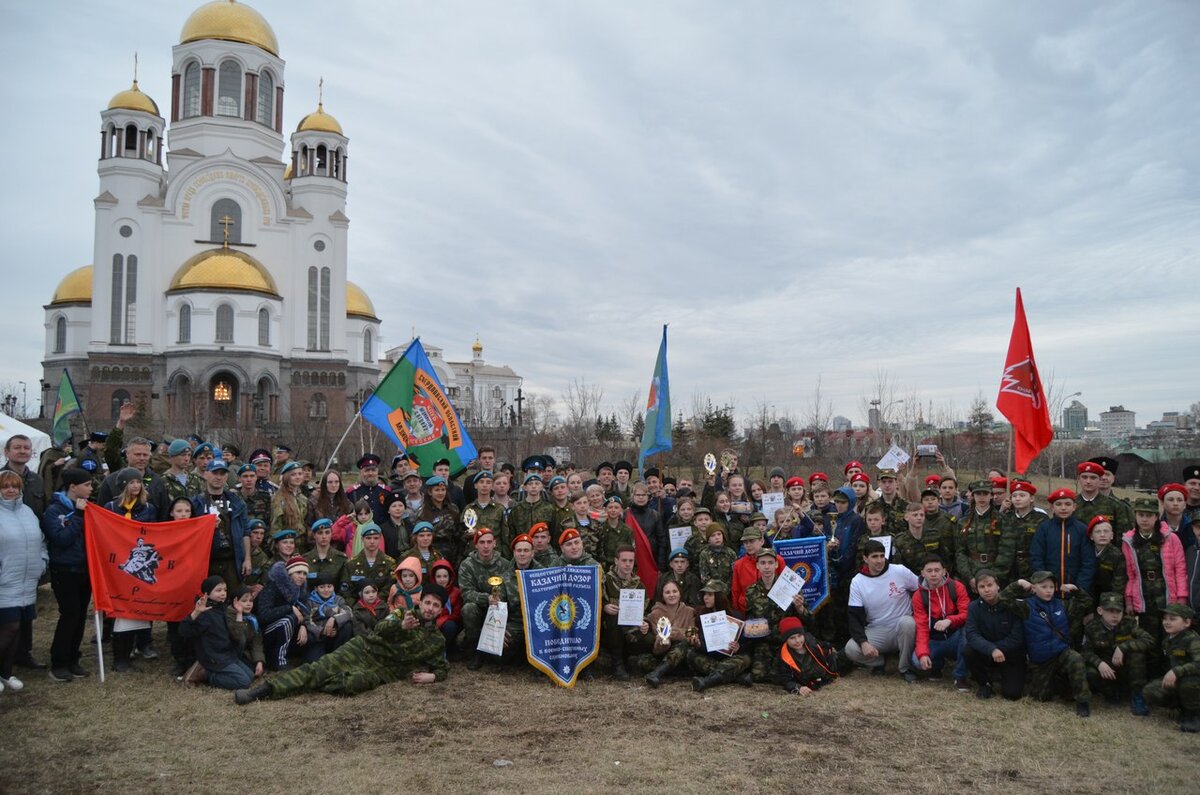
[517,565,602,688]
[638,325,671,475]
[771,536,830,612]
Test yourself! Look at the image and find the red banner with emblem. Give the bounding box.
[85,510,216,621]
[996,288,1053,474]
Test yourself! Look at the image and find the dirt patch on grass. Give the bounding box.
[1,587,1194,794]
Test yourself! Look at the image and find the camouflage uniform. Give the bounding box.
[956,507,1002,584]
[244,546,270,587]
[1004,583,1093,704]
[743,580,807,681]
[502,499,555,556]
[550,502,574,540]
[533,548,562,568]
[419,501,461,564]
[1127,533,1171,651]
[266,612,448,697]
[1142,629,1200,713]
[270,490,310,549]
[345,551,397,598]
[893,530,948,578]
[457,551,516,648]
[304,547,350,597]
[595,519,635,571]
[238,487,272,525]
[153,471,203,519]
[459,502,505,556]
[871,496,909,536]
[696,545,737,590]
[996,508,1047,584]
[1091,545,1128,603]
[924,510,959,576]
[1074,493,1132,535]
[1082,615,1154,698]
[602,569,650,667]
[658,570,702,607]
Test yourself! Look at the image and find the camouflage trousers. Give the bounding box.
[635,641,689,672]
[1028,649,1090,704]
[1085,651,1148,697]
[1143,674,1200,711]
[268,638,392,698]
[686,648,750,678]
[749,640,777,682]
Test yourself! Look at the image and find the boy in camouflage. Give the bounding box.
[1081,592,1154,715]
[1142,604,1200,732]
[1003,571,1093,717]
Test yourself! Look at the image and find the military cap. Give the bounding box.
[193,442,216,457]
[809,472,830,484]
[313,571,336,587]
[237,463,254,476]
[529,521,550,536]
[786,476,805,489]
[924,474,942,487]
[247,519,266,531]
[843,460,864,474]
[88,431,108,443]
[669,548,689,561]
[391,452,410,466]
[274,444,293,454]
[522,473,543,485]
[558,528,581,546]
[357,454,382,470]
[740,528,764,542]
[968,480,991,494]
[382,490,405,508]
[540,454,557,469]
[748,512,768,524]
[1131,496,1159,514]
[548,476,567,489]
[433,457,452,469]
[511,533,533,550]
[421,583,449,606]
[877,469,898,480]
[359,523,382,537]
[1158,483,1187,501]
[1086,515,1113,538]
[1076,461,1104,477]
[604,495,623,506]
[472,469,494,484]
[1028,570,1056,584]
[521,455,545,472]
[643,467,662,480]
[850,473,871,485]
[990,477,1008,490]
[272,529,297,541]
[753,547,777,560]
[222,443,241,459]
[310,518,333,532]
[279,461,301,475]
[1162,604,1195,620]
[472,527,495,545]
[921,488,940,499]
[1182,464,1200,482]
[1097,593,1124,611]
[249,448,272,464]
[425,475,447,487]
[596,461,614,474]
[167,439,190,456]
[412,521,434,536]
[186,434,205,444]
[1011,480,1037,496]
[402,470,423,482]
[1048,488,1076,502]
[1089,456,1119,474]
[61,468,92,487]
[700,579,726,594]
[693,506,712,517]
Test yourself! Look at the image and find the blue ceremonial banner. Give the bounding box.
[772,537,830,612]
[516,565,602,688]
[637,325,671,476]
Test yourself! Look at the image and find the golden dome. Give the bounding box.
[169,249,279,297]
[51,265,94,305]
[297,103,343,135]
[107,81,160,116]
[283,163,293,180]
[180,1,279,56]
[472,336,483,353]
[346,281,378,320]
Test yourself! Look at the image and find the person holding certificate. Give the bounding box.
[687,580,752,691]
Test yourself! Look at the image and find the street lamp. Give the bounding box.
[18,381,26,417]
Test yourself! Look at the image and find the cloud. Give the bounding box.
[1,1,1195,431]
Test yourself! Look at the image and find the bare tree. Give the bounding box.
[858,368,900,430]
[804,376,834,456]
[561,378,605,449]
[525,393,559,436]
[617,390,643,437]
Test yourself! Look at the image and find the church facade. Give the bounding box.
[41,0,381,437]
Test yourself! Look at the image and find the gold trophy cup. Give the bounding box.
[487,575,504,600]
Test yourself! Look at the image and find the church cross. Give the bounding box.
[218,215,235,248]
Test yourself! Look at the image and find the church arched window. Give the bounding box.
[124,124,138,154]
[53,316,66,354]
[363,328,373,362]
[306,266,331,351]
[258,70,274,127]
[178,303,191,343]
[215,303,234,343]
[109,254,136,344]
[258,307,270,346]
[319,267,331,351]
[210,199,242,244]
[308,393,327,419]
[217,59,242,117]
[316,144,328,175]
[307,267,318,350]
[182,62,201,118]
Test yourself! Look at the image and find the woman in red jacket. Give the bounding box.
[430,559,462,652]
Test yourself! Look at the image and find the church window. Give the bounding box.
[319,267,331,350]
[258,70,274,127]
[492,386,503,399]
[110,390,131,425]
[182,62,201,119]
[178,303,191,343]
[109,254,136,344]
[309,393,327,419]
[217,60,242,117]
[316,144,328,175]
[53,316,66,354]
[210,199,242,244]
[258,307,270,346]
[215,303,234,343]
[124,124,138,154]
[307,267,318,350]
[307,267,331,351]
[363,329,373,362]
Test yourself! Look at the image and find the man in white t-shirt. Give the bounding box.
[844,539,920,682]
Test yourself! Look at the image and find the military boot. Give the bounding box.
[233,681,273,706]
[1181,710,1200,733]
[612,659,631,681]
[691,672,723,692]
[1130,692,1149,716]
[645,662,672,688]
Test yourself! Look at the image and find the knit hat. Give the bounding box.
[114,467,141,492]
[200,575,224,595]
[286,555,309,575]
[61,468,92,488]
[779,616,804,641]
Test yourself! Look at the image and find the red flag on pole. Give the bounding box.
[996,288,1053,473]
[85,510,215,621]
[624,509,659,596]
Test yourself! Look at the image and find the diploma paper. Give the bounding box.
[476,601,508,656]
[876,445,911,472]
[760,492,786,523]
[617,588,645,627]
[767,565,806,610]
[668,526,693,554]
[871,535,893,560]
[701,610,733,651]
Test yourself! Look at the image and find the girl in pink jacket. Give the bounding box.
[1122,496,1187,647]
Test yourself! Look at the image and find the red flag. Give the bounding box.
[85,510,215,621]
[624,509,659,596]
[996,288,1053,473]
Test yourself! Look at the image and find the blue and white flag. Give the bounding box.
[772,537,830,612]
[637,325,671,476]
[517,565,602,688]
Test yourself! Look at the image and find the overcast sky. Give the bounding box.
[2,1,1196,429]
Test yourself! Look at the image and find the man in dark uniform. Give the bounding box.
[1088,456,1134,533]
[249,449,278,496]
[1183,464,1200,526]
[1074,461,1131,534]
[78,431,108,495]
[346,454,391,524]
[190,459,249,585]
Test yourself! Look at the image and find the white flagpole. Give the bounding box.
[323,411,362,476]
[94,610,106,684]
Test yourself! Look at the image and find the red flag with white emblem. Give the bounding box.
[996,288,1052,473]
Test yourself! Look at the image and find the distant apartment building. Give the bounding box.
[1062,400,1088,437]
[1100,406,1136,442]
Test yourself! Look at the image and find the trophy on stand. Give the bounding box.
[703,453,717,476]
[462,507,478,543]
[720,450,736,474]
[656,615,673,645]
[487,575,504,601]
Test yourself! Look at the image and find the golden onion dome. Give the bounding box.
[297,103,343,135]
[472,336,483,353]
[169,249,279,297]
[283,162,293,180]
[346,281,378,320]
[51,265,94,305]
[180,0,279,56]
[107,81,160,116]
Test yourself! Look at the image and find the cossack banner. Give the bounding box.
[517,565,602,688]
[85,510,215,622]
[772,536,830,612]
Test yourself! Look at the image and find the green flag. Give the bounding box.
[51,369,83,446]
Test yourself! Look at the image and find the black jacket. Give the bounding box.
[178,603,240,670]
[964,596,1024,657]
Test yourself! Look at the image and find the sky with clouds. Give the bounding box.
[1,0,1195,429]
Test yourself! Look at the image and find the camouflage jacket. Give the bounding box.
[1081,616,1154,669]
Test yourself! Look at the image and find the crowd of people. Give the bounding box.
[1,406,1198,732]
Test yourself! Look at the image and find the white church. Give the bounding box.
[41,0,382,434]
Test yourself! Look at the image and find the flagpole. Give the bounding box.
[1006,424,1014,483]
[94,609,106,684]
[323,411,362,476]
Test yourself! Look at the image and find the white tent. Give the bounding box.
[0,412,52,470]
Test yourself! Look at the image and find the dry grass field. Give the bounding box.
[1,587,1196,795]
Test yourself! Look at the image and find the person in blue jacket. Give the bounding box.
[1030,488,1096,599]
[41,469,95,682]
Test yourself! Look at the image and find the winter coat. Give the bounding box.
[911,576,969,659]
[1122,527,1188,613]
[627,503,666,569]
[963,597,1024,658]
[42,492,87,570]
[430,559,463,630]
[1030,515,1095,593]
[0,496,46,608]
[178,601,242,670]
[254,561,307,625]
